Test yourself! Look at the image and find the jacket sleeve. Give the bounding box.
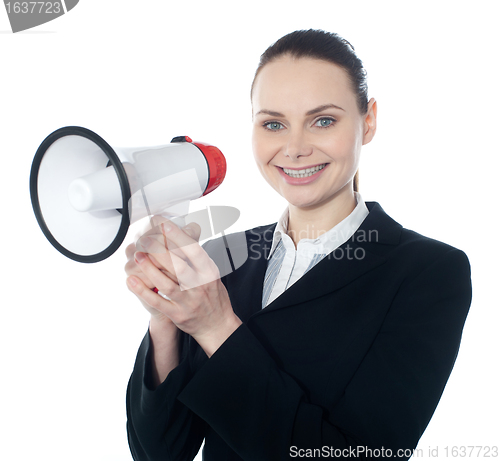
[176,248,472,460]
[125,237,234,461]
[126,328,208,461]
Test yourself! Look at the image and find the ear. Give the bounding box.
[362,98,377,145]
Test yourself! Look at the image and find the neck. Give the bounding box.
[287,185,357,247]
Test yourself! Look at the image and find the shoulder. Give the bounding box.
[364,201,470,276]
[399,228,471,286]
[361,203,472,327]
[400,227,467,260]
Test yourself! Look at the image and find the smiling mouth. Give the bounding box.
[281,164,327,178]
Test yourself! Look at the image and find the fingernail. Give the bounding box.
[128,277,137,287]
[135,252,146,263]
[141,236,152,250]
[162,223,172,234]
[183,225,195,238]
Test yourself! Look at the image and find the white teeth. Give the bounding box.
[283,164,326,178]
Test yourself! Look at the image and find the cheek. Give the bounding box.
[252,131,273,166]
[251,131,260,162]
[321,127,362,164]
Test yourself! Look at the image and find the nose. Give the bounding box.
[283,130,313,160]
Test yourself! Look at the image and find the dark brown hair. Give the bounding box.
[251,29,369,191]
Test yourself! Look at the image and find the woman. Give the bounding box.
[125,30,472,461]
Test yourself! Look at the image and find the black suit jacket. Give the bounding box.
[126,202,472,461]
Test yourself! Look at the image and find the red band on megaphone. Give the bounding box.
[193,142,227,196]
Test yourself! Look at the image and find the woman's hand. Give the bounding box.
[125,239,174,325]
[125,218,195,322]
[126,219,242,357]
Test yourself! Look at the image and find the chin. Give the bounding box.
[282,193,327,210]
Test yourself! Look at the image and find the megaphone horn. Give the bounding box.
[30,126,227,263]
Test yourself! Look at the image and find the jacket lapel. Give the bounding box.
[223,223,274,322]
[223,202,403,319]
[254,202,403,315]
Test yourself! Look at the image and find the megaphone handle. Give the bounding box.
[153,214,186,230]
[153,200,190,231]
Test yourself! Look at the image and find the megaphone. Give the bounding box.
[30,126,228,263]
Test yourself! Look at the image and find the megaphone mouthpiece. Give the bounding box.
[68,166,122,212]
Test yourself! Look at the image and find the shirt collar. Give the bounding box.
[267,208,289,258]
[267,192,369,260]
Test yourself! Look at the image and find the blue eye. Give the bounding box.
[315,118,335,128]
[264,121,284,131]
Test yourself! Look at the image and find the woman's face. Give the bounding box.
[251,56,376,211]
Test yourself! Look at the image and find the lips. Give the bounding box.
[276,163,328,185]
[282,163,327,178]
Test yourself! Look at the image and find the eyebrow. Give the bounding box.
[306,103,345,115]
[255,103,345,117]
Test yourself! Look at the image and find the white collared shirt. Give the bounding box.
[262,192,369,308]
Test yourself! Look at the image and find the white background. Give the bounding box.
[1,1,499,460]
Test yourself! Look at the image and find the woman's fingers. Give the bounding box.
[126,274,177,318]
[130,218,216,292]
[136,220,201,262]
[139,217,201,243]
[125,242,137,260]
[136,235,188,286]
[134,250,197,299]
[125,242,178,289]
[182,222,202,241]
[159,221,215,276]
[136,220,211,285]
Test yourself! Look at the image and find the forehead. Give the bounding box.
[252,56,355,113]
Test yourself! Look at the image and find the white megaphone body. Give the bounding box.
[30,126,231,263]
